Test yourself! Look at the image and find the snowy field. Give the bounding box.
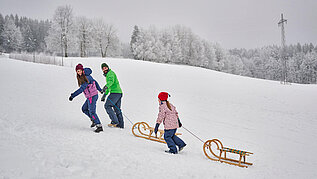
[0,54,317,178]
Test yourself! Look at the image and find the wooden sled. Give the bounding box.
[203,139,253,168]
[132,122,182,144]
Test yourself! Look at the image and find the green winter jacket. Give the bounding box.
[104,69,122,95]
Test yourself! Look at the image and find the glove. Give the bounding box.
[69,95,73,101]
[154,123,160,135]
[101,94,106,102]
[101,85,108,93]
[178,118,182,127]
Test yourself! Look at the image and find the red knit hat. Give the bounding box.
[75,64,84,71]
[158,92,169,101]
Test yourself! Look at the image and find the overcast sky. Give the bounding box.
[0,0,316,49]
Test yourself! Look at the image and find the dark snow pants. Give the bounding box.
[104,93,124,128]
[164,128,186,154]
[82,95,101,125]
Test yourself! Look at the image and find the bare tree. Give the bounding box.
[76,16,92,57]
[92,19,119,58]
[52,5,74,57]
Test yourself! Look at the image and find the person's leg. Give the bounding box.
[88,95,101,125]
[82,99,96,127]
[104,93,119,125]
[81,99,90,118]
[164,129,178,154]
[172,129,186,149]
[114,94,124,128]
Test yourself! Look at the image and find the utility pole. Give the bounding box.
[278,13,288,84]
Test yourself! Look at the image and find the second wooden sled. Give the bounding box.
[132,122,182,144]
[203,139,253,168]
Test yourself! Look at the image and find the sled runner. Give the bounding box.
[132,122,182,144]
[203,139,253,168]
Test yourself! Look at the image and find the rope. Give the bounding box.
[106,95,204,142]
[182,126,205,143]
[107,97,134,126]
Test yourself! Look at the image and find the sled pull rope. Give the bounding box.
[182,126,205,143]
[107,98,134,126]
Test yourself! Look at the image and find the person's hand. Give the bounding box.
[178,118,182,127]
[69,95,73,101]
[101,94,106,102]
[154,123,160,136]
[101,85,108,93]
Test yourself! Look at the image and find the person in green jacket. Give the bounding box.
[100,63,124,128]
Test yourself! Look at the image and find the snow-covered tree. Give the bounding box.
[173,25,193,65]
[46,5,75,57]
[21,24,36,52]
[92,19,120,58]
[223,55,246,75]
[1,18,22,52]
[131,27,145,60]
[130,25,140,59]
[0,13,4,51]
[146,26,164,62]
[131,25,218,70]
[120,42,133,58]
[0,14,51,53]
[288,52,304,83]
[260,46,281,80]
[168,29,183,64]
[75,16,92,57]
[201,40,216,69]
[189,36,205,67]
[213,43,226,71]
[300,52,317,84]
[36,19,51,52]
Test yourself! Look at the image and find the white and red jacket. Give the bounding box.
[156,101,180,130]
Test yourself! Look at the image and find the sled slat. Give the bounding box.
[203,139,253,168]
[132,122,182,144]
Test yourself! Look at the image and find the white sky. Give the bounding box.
[0,0,316,49]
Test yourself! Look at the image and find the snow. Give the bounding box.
[0,54,317,178]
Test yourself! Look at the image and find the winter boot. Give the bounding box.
[179,144,186,152]
[165,150,177,154]
[107,123,118,127]
[94,124,103,133]
[90,118,96,128]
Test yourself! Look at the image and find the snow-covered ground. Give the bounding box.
[0,55,317,178]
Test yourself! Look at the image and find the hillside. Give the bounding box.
[0,55,316,178]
